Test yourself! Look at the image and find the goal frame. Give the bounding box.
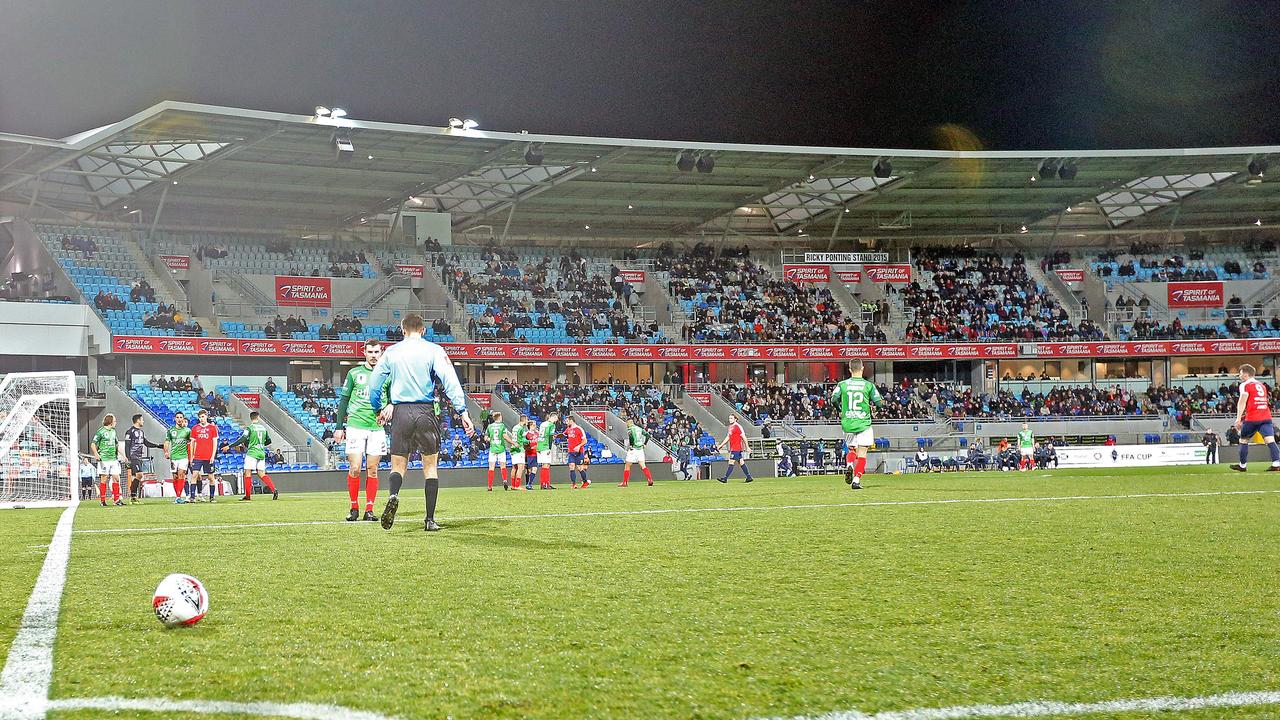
[0,371,79,509]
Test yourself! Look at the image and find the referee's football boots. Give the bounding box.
[380,495,399,529]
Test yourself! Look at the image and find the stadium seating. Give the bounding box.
[719,381,931,423]
[439,248,666,344]
[925,384,1151,419]
[221,320,454,342]
[180,233,378,279]
[37,225,205,337]
[902,247,1101,342]
[656,245,885,343]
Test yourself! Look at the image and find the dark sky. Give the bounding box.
[2,0,1278,150]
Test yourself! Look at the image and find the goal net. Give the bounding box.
[0,371,78,508]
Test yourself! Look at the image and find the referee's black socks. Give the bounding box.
[389,471,403,497]
[424,478,439,521]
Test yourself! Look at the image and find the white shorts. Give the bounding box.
[1020,447,1034,457]
[487,450,508,468]
[345,427,387,457]
[243,456,267,473]
[537,450,554,465]
[511,452,525,466]
[624,448,645,464]
[171,458,189,473]
[844,428,874,448]
[97,460,121,477]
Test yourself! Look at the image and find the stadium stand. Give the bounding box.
[718,381,931,423]
[923,384,1151,419]
[902,247,1102,342]
[191,234,378,278]
[655,244,885,343]
[1091,240,1272,282]
[439,248,665,344]
[37,224,205,336]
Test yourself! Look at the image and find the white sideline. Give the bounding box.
[47,696,396,719]
[761,688,1280,719]
[0,505,76,720]
[73,488,1280,535]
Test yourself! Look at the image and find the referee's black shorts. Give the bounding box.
[389,403,442,457]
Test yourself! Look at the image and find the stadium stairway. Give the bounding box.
[213,386,316,473]
[122,231,191,314]
[675,390,728,439]
[255,389,329,468]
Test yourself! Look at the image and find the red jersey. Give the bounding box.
[565,425,586,453]
[727,422,746,452]
[1241,379,1273,422]
[189,422,219,461]
[524,429,539,456]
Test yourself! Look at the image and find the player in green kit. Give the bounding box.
[535,411,559,490]
[90,414,123,506]
[335,340,389,521]
[620,415,653,487]
[1017,422,1035,471]
[234,411,277,501]
[485,410,513,491]
[831,360,882,489]
[164,411,192,504]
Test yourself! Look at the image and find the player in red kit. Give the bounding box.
[564,416,590,489]
[1232,363,1280,471]
[716,413,754,483]
[187,409,219,501]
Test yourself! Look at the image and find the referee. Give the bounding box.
[368,313,474,531]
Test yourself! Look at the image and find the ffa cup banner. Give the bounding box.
[1167,281,1224,307]
[275,276,332,307]
[782,264,831,283]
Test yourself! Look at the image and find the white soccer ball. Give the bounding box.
[152,573,209,628]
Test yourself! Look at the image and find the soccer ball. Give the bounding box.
[152,573,209,627]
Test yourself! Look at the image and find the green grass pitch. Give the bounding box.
[3,465,1279,719]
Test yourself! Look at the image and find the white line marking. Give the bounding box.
[71,489,1280,535]
[762,688,1280,719]
[47,695,397,719]
[0,504,77,720]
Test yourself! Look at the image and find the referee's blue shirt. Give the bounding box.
[367,335,467,413]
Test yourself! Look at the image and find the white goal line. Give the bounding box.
[72,488,1280,536]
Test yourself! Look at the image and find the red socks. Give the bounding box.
[261,474,275,492]
[846,449,858,464]
[501,467,509,485]
[642,467,653,485]
[110,481,120,502]
[98,481,107,501]
[348,472,361,508]
[622,469,630,486]
[540,466,551,489]
[365,474,377,511]
[487,469,495,489]
[854,456,867,478]
[243,474,252,497]
[172,477,184,498]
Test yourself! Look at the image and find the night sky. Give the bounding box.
[2,0,1278,150]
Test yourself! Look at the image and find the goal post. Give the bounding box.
[0,371,78,509]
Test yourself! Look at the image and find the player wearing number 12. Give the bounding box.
[335,339,389,521]
[832,360,882,489]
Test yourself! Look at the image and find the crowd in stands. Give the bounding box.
[265,315,310,339]
[925,383,1148,418]
[143,303,201,335]
[902,247,1103,342]
[717,379,930,424]
[657,243,884,343]
[60,234,98,256]
[93,290,126,311]
[1095,241,1271,281]
[1039,250,1072,272]
[146,375,227,416]
[129,278,157,303]
[1148,384,1240,428]
[319,315,363,340]
[196,244,228,260]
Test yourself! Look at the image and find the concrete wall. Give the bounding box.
[0,302,103,356]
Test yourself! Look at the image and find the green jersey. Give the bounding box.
[831,377,882,434]
[92,426,118,461]
[1017,428,1034,449]
[237,422,272,460]
[339,364,388,431]
[537,420,557,451]
[485,421,509,452]
[166,426,191,460]
[627,425,647,449]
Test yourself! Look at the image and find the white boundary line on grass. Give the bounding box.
[72,488,1280,535]
[760,688,1280,719]
[46,696,396,719]
[0,504,76,720]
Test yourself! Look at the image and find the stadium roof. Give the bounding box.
[1,101,1278,245]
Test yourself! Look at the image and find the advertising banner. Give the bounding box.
[864,264,912,283]
[835,269,862,284]
[472,393,492,409]
[275,276,332,307]
[579,411,607,430]
[687,392,713,406]
[1055,443,1206,469]
[1167,281,1224,307]
[233,392,261,409]
[159,255,190,271]
[395,264,425,278]
[619,269,647,284]
[1055,268,1085,284]
[804,252,889,263]
[782,264,831,283]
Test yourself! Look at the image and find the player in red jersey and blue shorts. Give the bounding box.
[716,413,754,483]
[1232,363,1280,472]
[564,416,590,489]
